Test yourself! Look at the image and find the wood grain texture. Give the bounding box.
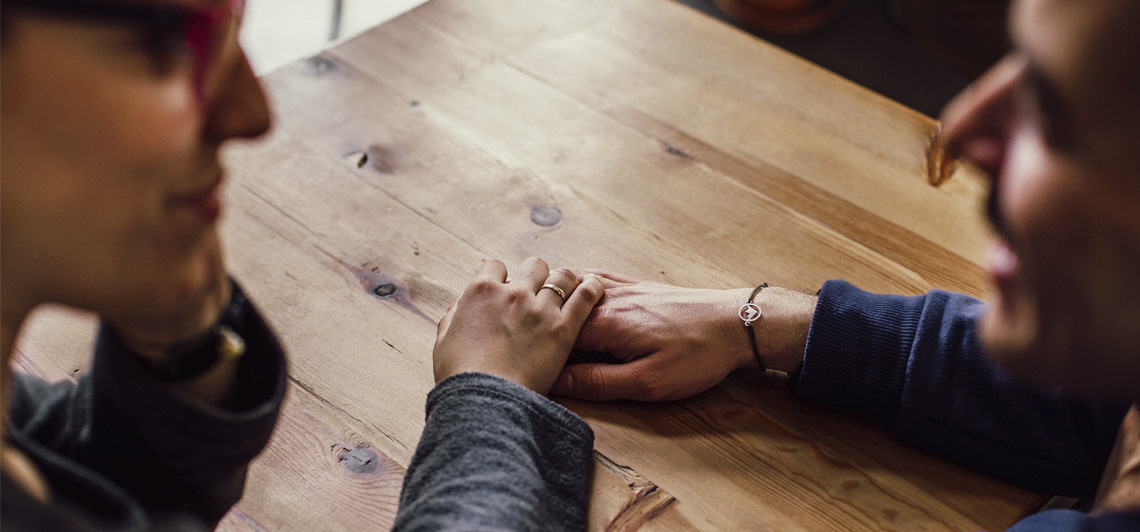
[590,452,696,531]
[12,0,1047,530]
[222,381,406,532]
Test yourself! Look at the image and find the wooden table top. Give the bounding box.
[15,0,1049,530]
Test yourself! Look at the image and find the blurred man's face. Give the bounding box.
[941,0,1140,399]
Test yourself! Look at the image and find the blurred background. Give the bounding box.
[240,0,1009,117]
[240,0,429,76]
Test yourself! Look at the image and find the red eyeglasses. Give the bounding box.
[8,0,246,103]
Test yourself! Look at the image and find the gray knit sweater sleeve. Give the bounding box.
[393,373,594,532]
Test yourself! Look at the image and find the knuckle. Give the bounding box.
[590,303,613,322]
[517,306,543,328]
[584,365,608,398]
[467,278,500,297]
[548,319,574,339]
[504,287,528,306]
[575,280,604,302]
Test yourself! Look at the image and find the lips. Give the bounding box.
[171,176,223,223]
[988,239,1020,305]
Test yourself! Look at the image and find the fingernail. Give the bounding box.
[553,372,573,394]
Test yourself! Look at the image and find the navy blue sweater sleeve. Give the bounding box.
[394,373,593,532]
[796,280,1129,497]
[1006,509,1140,531]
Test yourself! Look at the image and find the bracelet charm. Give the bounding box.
[738,302,761,326]
[741,283,769,371]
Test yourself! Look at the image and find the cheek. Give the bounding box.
[92,81,201,167]
[999,134,1084,280]
[6,81,203,282]
[49,86,200,240]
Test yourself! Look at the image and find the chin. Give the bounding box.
[980,303,1130,398]
[979,302,1051,382]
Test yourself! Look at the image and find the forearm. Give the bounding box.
[798,280,1129,496]
[395,373,593,532]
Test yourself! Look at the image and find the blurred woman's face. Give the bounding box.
[0,0,270,330]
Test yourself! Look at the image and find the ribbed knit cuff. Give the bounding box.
[795,279,924,427]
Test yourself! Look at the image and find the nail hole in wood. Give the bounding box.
[343,150,369,169]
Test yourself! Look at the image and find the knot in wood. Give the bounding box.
[374,283,398,297]
[337,446,379,474]
[530,205,562,227]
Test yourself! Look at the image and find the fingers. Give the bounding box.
[573,268,642,286]
[562,273,604,322]
[551,359,654,401]
[473,259,509,284]
[538,267,579,306]
[466,258,595,312]
[515,256,551,292]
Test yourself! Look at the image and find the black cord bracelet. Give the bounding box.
[737,282,768,371]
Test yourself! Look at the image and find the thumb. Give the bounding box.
[437,301,458,337]
[551,359,652,401]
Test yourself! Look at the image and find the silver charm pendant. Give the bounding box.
[739,302,761,326]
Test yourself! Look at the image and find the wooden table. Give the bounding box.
[15,0,1050,530]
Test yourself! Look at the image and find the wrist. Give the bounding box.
[730,285,816,373]
[723,287,759,370]
[758,287,817,373]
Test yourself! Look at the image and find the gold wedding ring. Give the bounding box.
[540,283,567,302]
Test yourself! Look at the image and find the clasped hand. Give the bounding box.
[550,270,762,402]
[436,263,816,401]
[433,258,604,394]
[549,270,816,402]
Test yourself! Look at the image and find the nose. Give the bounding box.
[938,54,1025,180]
[203,50,272,143]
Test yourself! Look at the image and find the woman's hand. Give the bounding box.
[551,270,816,402]
[434,257,605,394]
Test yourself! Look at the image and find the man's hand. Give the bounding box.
[1094,403,1140,514]
[550,270,816,402]
[434,258,605,394]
